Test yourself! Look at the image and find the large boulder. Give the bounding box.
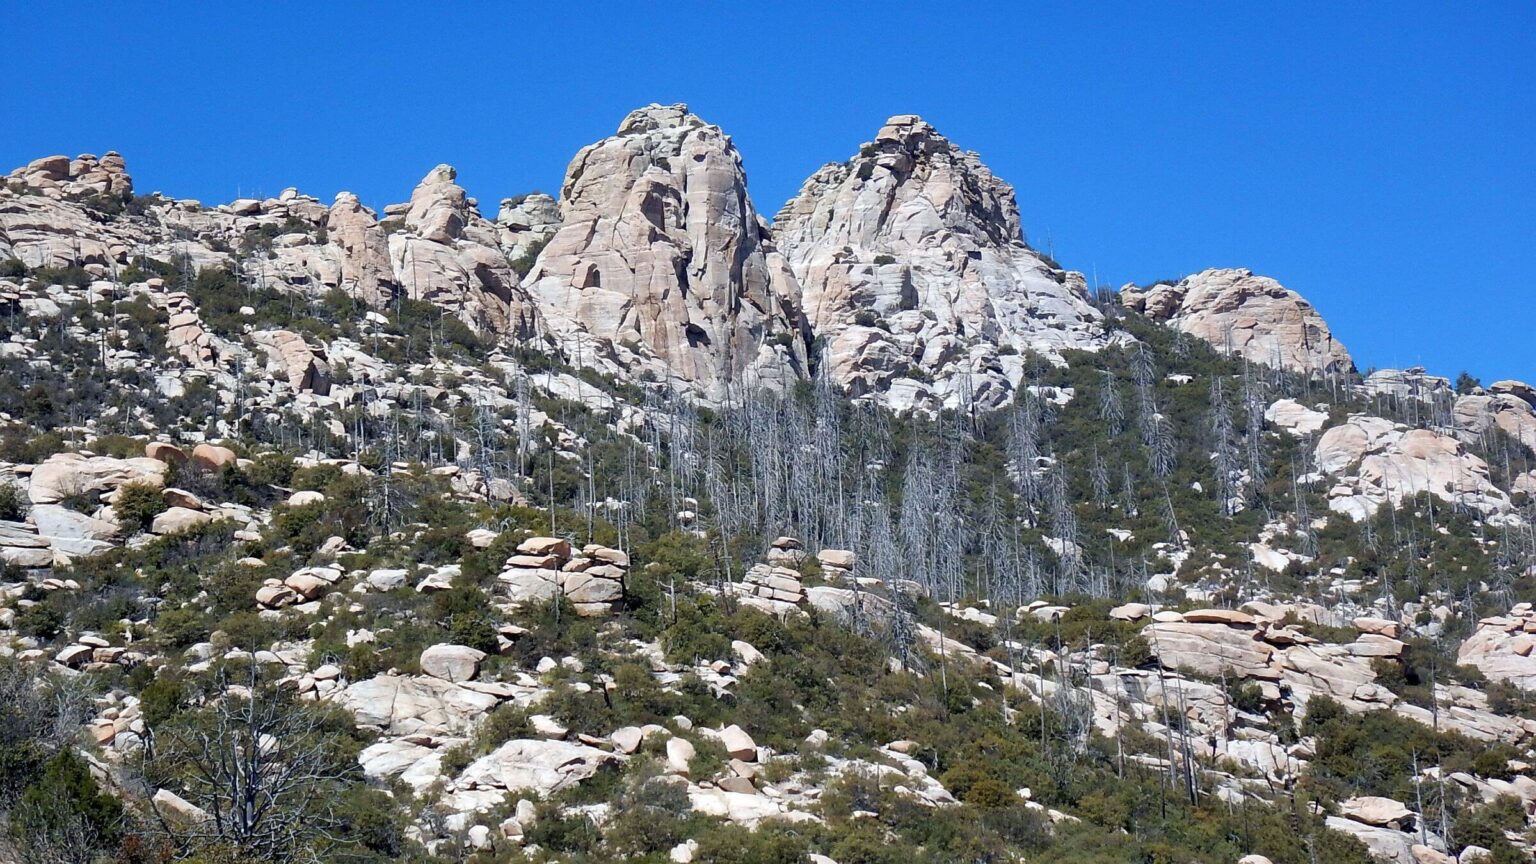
[774,114,1105,413]
[1265,398,1330,436]
[1121,268,1352,376]
[1143,621,1277,679]
[251,329,332,395]
[190,444,237,471]
[150,506,212,535]
[28,453,166,504]
[454,739,620,797]
[1339,796,1415,829]
[523,103,808,402]
[419,644,486,683]
[338,674,503,736]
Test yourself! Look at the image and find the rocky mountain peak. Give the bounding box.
[772,116,1105,413]
[404,164,470,244]
[615,102,701,135]
[524,104,807,402]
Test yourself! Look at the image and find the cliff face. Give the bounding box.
[773,115,1106,413]
[521,104,808,402]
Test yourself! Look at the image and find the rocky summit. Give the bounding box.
[3,104,1536,864]
[775,114,1108,412]
[524,104,809,402]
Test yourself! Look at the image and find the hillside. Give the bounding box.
[2,105,1535,864]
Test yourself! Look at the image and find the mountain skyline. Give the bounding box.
[6,3,1530,387]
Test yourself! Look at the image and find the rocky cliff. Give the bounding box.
[774,115,1107,413]
[522,104,809,402]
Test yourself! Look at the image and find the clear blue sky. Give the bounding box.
[4,3,1532,383]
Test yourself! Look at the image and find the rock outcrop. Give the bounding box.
[324,192,397,308]
[1313,415,1509,520]
[1121,268,1352,376]
[523,104,808,402]
[774,114,1105,413]
[388,164,538,335]
[2,153,543,343]
[497,537,628,616]
[1454,381,1536,450]
[1,153,139,268]
[1459,605,1536,692]
[250,329,332,394]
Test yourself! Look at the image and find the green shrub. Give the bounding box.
[1453,796,1527,862]
[964,776,1017,808]
[12,751,123,857]
[0,482,25,521]
[114,481,167,530]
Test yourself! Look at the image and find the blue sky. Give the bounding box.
[4,3,1532,383]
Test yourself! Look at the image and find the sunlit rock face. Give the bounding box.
[1121,268,1352,376]
[774,114,1106,413]
[523,103,809,402]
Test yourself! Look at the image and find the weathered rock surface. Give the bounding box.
[339,674,515,736]
[523,104,808,402]
[28,453,166,504]
[389,164,538,335]
[1459,607,1536,692]
[774,114,1105,413]
[1453,384,1536,450]
[325,192,397,308]
[1121,268,1351,376]
[1314,415,1509,520]
[251,329,331,394]
[453,738,620,798]
[1265,398,1330,436]
[419,644,486,683]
